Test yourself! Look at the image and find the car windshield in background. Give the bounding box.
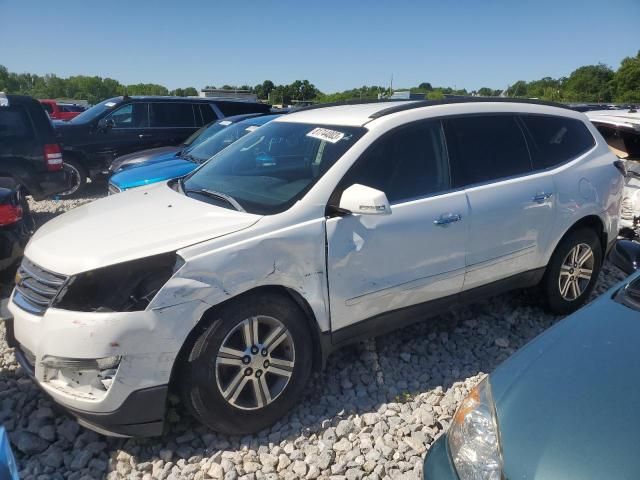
[183,122,366,214]
[187,116,278,163]
[69,98,120,123]
[181,121,230,150]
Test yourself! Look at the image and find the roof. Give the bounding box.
[110,95,264,104]
[279,98,576,127]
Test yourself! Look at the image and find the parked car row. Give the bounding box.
[3,98,623,441]
[54,95,272,195]
[108,112,284,193]
[39,99,86,121]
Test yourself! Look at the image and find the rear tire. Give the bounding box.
[542,228,602,314]
[180,292,313,435]
[58,158,87,197]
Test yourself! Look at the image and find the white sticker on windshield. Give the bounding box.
[219,120,232,126]
[245,125,259,132]
[104,101,117,108]
[306,127,345,143]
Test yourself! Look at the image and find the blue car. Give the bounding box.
[108,114,282,193]
[423,243,640,480]
[108,113,270,174]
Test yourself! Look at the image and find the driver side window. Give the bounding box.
[337,120,450,204]
[105,103,149,128]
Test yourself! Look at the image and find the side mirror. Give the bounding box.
[338,184,391,215]
[97,118,115,130]
[610,239,640,275]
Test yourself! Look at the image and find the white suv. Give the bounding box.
[6,99,622,437]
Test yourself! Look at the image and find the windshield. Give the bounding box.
[182,121,230,151]
[183,121,366,214]
[188,115,279,162]
[70,98,121,124]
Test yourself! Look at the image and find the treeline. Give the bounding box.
[0,65,198,105]
[1,51,638,105]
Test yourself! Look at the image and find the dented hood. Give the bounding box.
[25,183,262,275]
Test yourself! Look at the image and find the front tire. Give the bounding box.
[542,228,602,314]
[181,292,313,435]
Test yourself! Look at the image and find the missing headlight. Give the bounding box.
[53,253,181,312]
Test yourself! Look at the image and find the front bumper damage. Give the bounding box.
[3,297,207,437]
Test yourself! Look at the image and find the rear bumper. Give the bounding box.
[29,170,72,200]
[422,436,459,479]
[2,301,167,437]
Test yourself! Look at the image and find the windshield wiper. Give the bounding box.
[184,187,245,212]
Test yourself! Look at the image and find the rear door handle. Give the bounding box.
[434,213,462,226]
[533,192,553,203]
[138,134,153,139]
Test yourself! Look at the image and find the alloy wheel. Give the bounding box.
[215,315,295,410]
[558,243,594,301]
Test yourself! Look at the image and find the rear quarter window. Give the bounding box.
[0,106,34,140]
[520,115,595,170]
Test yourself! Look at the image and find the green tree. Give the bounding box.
[613,51,640,102]
[563,64,614,102]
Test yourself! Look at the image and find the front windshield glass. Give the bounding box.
[182,121,228,149]
[188,116,278,163]
[183,121,366,214]
[70,98,121,124]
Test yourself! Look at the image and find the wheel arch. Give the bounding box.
[168,285,329,397]
[546,214,607,269]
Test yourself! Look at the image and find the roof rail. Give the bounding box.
[368,97,572,119]
[292,98,414,113]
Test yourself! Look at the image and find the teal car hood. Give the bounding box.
[491,288,640,480]
[110,158,198,189]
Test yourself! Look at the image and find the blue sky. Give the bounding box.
[1,0,639,93]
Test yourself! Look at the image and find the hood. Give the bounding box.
[492,292,640,479]
[110,147,181,172]
[25,183,262,275]
[110,158,198,189]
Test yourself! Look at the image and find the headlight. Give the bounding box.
[615,274,640,310]
[448,376,503,480]
[53,253,183,312]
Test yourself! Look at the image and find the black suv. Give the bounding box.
[0,93,70,200]
[54,96,271,195]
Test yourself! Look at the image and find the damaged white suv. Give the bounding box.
[6,99,622,437]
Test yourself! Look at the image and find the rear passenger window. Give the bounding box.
[0,106,33,139]
[199,104,218,124]
[339,120,450,204]
[444,115,531,188]
[150,103,196,127]
[521,115,595,169]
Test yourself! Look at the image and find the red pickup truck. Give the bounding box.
[39,99,85,121]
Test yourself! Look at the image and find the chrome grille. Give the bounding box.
[13,258,68,315]
[107,182,121,195]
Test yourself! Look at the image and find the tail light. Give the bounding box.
[0,203,23,226]
[44,144,63,171]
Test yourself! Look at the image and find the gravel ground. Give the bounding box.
[0,187,628,480]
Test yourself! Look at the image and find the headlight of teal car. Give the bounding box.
[448,376,503,480]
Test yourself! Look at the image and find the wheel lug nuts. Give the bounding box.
[261,349,268,356]
[255,370,262,377]
[251,346,259,354]
[245,368,253,376]
[264,360,270,368]
[242,356,251,364]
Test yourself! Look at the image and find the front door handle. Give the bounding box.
[533,192,553,203]
[138,134,153,139]
[434,213,462,226]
